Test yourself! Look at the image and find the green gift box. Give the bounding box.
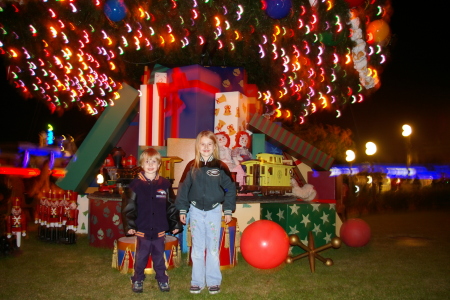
[261,202,336,256]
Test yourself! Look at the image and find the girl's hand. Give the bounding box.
[172,229,179,234]
[224,215,232,224]
[180,214,186,225]
[127,229,136,235]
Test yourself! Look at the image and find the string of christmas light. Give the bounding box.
[0,0,392,122]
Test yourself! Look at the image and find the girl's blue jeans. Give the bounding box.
[189,204,222,288]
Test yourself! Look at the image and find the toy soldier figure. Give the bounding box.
[61,190,77,243]
[6,197,27,248]
[47,190,61,242]
[59,191,69,242]
[35,190,48,239]
[65,198,79,244]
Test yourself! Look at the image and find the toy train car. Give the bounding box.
[239,153,295,196]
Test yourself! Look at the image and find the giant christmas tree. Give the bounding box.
[0,0,392,124]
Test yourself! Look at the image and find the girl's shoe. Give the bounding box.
[208,285,220,294]
[190,285,204,294]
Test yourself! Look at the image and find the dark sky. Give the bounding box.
[311,0,450,164]
[1,0,449,164]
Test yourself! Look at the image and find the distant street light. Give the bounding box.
[402,124,412,171]
[345,150,355,162]
[402,124,412,137]
[365,142,377,156]
[346,150,355,175]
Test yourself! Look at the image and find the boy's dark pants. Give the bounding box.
[131,235,168,283]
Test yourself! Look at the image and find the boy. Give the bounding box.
[122,148,182,293]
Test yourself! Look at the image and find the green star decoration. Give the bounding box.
[261,202,336,256]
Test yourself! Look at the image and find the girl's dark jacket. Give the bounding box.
[121,173,183,239]
[175,156,236,217]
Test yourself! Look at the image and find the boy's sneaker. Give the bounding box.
[131,280,143,293]
[208,285,221,294]
[190,285,204,294]
[158,282,170,292]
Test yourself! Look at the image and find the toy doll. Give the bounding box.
[6,197,27,248]
[65,198,79,244]
[47,190,62,242]
[35,190,48,240]
[215,132,246,187]
[231,131,253,170]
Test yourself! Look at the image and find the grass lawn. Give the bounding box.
[1,209,450,299]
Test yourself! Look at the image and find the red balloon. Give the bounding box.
[345,0,365,8]
[240,220,290,269]
[340,219,371,247]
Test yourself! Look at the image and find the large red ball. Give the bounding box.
[340,219,371,247]
[240,220,290,269]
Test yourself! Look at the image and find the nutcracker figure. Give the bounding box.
[61,190,78,243]
[6,197,27,248]
[47,190,62,242]
[59,191,69,242]
[65,198,79,244]
[35,190,49,239]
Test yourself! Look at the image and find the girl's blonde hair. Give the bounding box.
[139,148,162,168]
[193,130,219,170]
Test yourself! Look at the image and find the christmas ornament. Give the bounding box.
[319,31,346,46]
[240,220,289,269]
[264,0,292,20]
[348,10,378,89]
[344,0,365,8]
[104,0,128,22]
[366,19,390,43]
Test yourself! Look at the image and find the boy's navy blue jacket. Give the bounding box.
[121,173,182,239]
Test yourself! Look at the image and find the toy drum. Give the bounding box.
[188,217,238,270]
[114,235,179,274]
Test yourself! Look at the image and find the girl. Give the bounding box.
[176,131,236,295]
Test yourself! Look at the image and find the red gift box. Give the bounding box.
[157,65,221,139]
[88,197,124,248]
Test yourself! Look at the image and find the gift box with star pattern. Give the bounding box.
[260,202,336,256]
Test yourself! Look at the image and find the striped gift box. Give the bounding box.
[248,114,334,171]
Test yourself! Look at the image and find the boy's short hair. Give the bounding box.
[139,148,162,166]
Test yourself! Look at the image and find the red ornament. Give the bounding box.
[344,0,365,8]
[240,220,290,269]
[340,218,371,247]
[104,154,114,167]
[125,154,136,168]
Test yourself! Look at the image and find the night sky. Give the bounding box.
[1,0,449,164]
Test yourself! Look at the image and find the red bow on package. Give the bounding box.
[156,67,189,138]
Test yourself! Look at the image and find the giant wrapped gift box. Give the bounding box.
[206,66,246,93]
[158,65,221,139]
[261,202,336,256]
[308,171,336,202]
[88,197,124,248]
[234,203,260,233]
[248,114,334,171]
[214,91,250,148]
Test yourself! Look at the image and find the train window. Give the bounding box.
[270,157,273,163]
[249,166,253,174]
[268,167,273,175]
[261,166,265,174]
